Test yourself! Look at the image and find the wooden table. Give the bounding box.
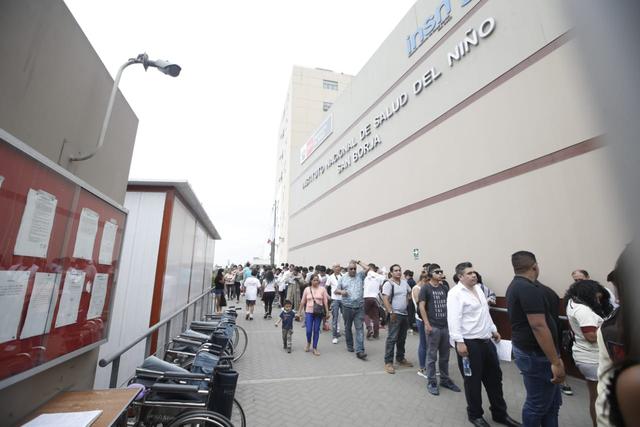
[21,388,139,427]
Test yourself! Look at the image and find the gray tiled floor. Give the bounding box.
[232,302,591,427]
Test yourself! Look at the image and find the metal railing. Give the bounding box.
[99,288,215,388]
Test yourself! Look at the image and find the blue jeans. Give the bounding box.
[384,314,408,364]
[512,345,562,427]
[305,312,322,349]
[342,305,365,353]
[416,318,427,369]
[331,300,343,338]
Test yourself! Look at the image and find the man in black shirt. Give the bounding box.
[418,264,461,395]
[506,251,565,427]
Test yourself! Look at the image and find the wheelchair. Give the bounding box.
[126,347,246,427]
[164,308,248,367]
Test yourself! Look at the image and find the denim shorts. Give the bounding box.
[575,361,598,381]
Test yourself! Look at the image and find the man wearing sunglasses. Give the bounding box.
[419,263,461,395]
[335,260,369,360]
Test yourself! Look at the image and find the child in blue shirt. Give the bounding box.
[275,300,295,353]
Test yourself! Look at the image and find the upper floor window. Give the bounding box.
[323,79,338,91]
[322,101,333,112]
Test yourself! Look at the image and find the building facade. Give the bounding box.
[273,66,352,263]
[284,0,627,296]
[0,0,138,422]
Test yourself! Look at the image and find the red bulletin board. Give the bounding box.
[0,130,126,385]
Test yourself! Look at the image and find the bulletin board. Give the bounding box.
[0,129,127,387]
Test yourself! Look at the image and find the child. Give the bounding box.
[275,300,295,353]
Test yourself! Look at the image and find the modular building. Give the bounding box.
[283,0,627,296]
[94,181,220,389]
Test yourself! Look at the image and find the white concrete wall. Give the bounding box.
[275,67,353,263]
[94,191,166,388]
[287,0,626,295]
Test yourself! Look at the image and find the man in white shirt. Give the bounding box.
[363,263,385,339]
[447,262,520,427]
[326,263,343,344]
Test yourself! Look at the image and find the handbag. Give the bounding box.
[310,288,325,318]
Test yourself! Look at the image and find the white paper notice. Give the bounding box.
[20,273,61,339]
[0,175,4,189]
[87,273,109,319]
[0,270,31,343]
[73,208,99,260]
[98,219,117,265]
[21,410,102,427]
[55,269,86,328]
[493,339,513,362]
[14,189,57,258]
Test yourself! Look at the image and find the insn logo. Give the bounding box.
[405,0,453,57]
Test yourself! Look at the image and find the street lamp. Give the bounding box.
[69,53,181,162]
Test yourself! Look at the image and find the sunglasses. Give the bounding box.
[432,270,443,274]
[348,267,356,271]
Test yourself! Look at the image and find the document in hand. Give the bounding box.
[493,339,513,362]
[22,410,102,427]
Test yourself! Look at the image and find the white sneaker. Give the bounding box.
[417,368,427,379]
[332,338,338,344]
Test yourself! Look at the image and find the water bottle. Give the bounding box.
[462,356,472,376]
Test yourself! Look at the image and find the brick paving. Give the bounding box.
[232,302,591,427]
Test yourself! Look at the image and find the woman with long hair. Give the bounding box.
[299,274,331,356]
[262,269,277,319]
[565,279,613,426]
[213,268,225,313]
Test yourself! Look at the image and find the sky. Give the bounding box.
[63,0,416,266]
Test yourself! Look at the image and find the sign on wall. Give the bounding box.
[300,115,333,164]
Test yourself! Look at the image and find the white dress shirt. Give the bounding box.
[363,270,385,298]
[326,273,342,300]
[447,283,497,345]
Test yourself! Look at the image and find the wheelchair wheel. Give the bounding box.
[167,410,233,427]
[231,325,247,362]
[229,397,246,427]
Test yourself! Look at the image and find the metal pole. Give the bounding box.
[164,319,172,355]
[109,356,120,388]
[270,200,277,266]
[69,59,137,161]
[144,335,152,357]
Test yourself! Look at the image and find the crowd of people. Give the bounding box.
[212,244,637,427]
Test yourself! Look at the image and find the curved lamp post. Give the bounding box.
[69,53,181,162]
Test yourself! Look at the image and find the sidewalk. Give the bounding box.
[232,300,591,427]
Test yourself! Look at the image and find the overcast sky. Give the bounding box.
[64,0,416,265]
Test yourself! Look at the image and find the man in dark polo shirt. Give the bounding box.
[506,251,566,427]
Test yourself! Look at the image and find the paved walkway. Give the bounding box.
[232,301,591,427]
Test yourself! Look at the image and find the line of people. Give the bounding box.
[217,244,636,427]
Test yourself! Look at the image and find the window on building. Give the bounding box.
[323,101,333,112]
[323,79,338,91]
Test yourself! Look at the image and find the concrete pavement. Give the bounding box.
[232,301,591,427]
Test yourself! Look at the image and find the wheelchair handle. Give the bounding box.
[162,371,208,380]
[150,383,199,393]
